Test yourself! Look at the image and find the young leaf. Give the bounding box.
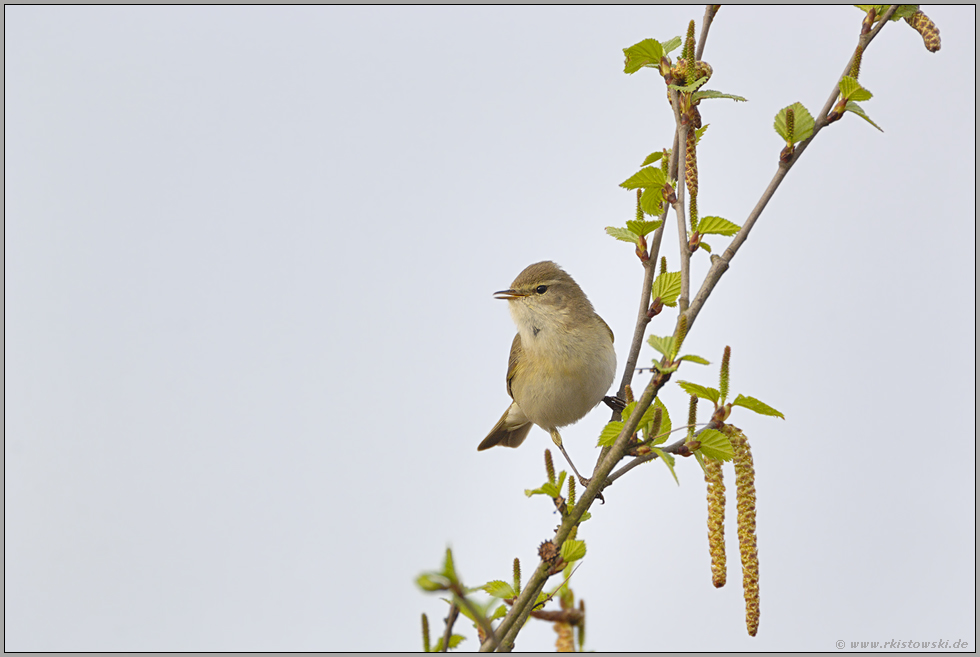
[692,89,748,103]
[489,605,508,621]
[442,548,457,581]
[640,187,665,215]
[417,573,449,592]
[624,38,664,74]
[845,101,883,131]
[432,634,466,652]
[651,447,680,485]
[560,539,587,563]
[668,76,710,93]
[620,166,666,191]
[661,36,683,55]
[698,242,712,253]
[605,226,640,244]
[634,399,663,436]
[732,394,785,419]
[524,482,561,497]
[627,219,663,236]
[697,215,741,236]
[774,102,815,143]
[839,75,873,102]
[598,420,625,446]
[694,124,709,145]
[697,428,734,461]
[651,270,682,307]
[678,354,710,365]
[647,334,676,359]
[481,580,516,599]
[641,151,664,166]
[677,380,720,403]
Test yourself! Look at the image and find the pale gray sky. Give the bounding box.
[5,5,975,652]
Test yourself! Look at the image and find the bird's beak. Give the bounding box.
[493,289,526,300]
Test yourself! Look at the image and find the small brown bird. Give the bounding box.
[479,261,616,482]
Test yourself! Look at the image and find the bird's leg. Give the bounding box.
[603,395,627,412]
[549,428,591,487]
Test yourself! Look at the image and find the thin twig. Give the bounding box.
[440,603,460,652]
[669,87,691,313]
[606,421,720,485]
[696,5,719,60]
[451,584,498,651]
[792,5,897,164]
[684,6,898,333]
[614,132,678,404]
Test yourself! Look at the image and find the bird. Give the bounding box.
[478,261,617,483]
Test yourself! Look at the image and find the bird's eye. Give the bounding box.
[536,285,548,294]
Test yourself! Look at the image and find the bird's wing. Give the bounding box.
[505,332,523,400]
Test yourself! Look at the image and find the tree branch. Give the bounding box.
[614,131,678,404]
[480,8,902,651]
[695,5,719,61]
[683,5,898,333]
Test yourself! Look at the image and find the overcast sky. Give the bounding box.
[5,5,976,652]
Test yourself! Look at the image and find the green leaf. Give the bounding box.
[620,166,666,191]
[694,124,709,145]
[524,481,561,497]
[692,89,748,103]
[598,420,625,446]
[678,354,710,365]
[432,634,466,652]
[839,75,873,102]
[641,151,664,167]
[774,102,815,144]
[732,394,785,419]
[578,511,592,523]
[697,428,734,461]
[647,334,676,359]
[661,36,682,55]
[481,580,516,599]
[892,5,920,20]
[692,449,708,476]
[442,548,457,581]
[417,574,448,592]
[699,241,712,253]
[560,539,587,563]
[668,76,710,93]
[632,399,663,437]
[489,605,508,621]
[640,187,665,215]
[677,380,720,403]
[627,219,663,236]
[624,38,664,74]
[605,226,640,244]
[845,100,883,132]
[651,447,679,485]
[650,270,681,307]
[697,215,741,236]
